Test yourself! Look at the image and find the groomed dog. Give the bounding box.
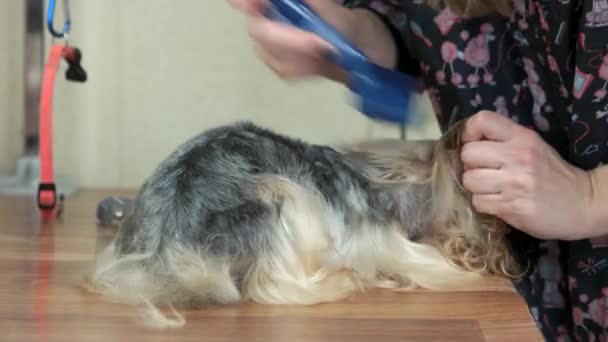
[84,119,522,327]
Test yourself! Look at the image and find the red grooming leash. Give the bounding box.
[37,43,86,219]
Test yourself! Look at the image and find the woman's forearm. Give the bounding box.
[588,165,608,237]
[319,6,399,83]
[347,8,398,69]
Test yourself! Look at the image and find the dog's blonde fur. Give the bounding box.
[85,120,521,328]
[349,121,521,279]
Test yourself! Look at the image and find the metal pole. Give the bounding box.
[24,0,44,155]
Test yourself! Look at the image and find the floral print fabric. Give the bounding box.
[341,0,608,340]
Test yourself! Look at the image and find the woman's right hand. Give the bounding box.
[227,0,356,82]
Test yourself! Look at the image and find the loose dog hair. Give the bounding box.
[84,119,522,328]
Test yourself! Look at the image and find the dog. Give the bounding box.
[84,119,522,327]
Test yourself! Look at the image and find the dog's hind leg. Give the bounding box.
[242,176,362,305]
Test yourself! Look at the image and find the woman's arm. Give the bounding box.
[347,8,398,69]
[342,1,422,77]
[229,0,419,82]
[588,167,608,237]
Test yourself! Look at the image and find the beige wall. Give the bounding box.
[2,0,439,189]
[0,1,24,175]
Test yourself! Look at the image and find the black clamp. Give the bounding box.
[63,47,87,83]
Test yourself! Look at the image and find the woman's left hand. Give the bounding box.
[459,110,595,241]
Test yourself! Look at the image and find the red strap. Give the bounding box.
[38,44,65,217]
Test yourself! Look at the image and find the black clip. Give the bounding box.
[63,47,87,82]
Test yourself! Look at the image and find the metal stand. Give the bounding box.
[0,156,77,196]
[0,0,77,197]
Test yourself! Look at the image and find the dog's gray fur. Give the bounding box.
[118,121,429,257]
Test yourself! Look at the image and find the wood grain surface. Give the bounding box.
[0,190,542,341]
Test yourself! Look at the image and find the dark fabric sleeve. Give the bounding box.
[340,0,421,77]
[568,0,608,170]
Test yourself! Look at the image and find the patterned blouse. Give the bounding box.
[340,0,608,340]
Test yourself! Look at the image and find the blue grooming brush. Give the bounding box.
[265,0,418,124]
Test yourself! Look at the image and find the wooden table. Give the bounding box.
[0,190,542,341]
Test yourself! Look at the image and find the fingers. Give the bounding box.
[460,140,505,170]
[252,41,284,75]
[318,62,348,83]
[248,18,333,55]
[462,168,504,194]
[471,193,503,216]
[229,0,351,81]
[252,40,323,79]
[247,18,334,79]
[227,0,267,16]
[461,110,519,143]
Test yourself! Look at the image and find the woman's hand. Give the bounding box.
[460,110,595,241]
[227,0,398,82]
[228,0,353,82]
